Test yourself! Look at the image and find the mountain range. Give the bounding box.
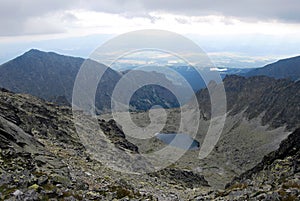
[1,50,300,113]
[0,50,300,200]
[172,55,300,92]
[0,49,184,113]
[196,75,300,129]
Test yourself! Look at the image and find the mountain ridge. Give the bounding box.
[0,49,182,113]
[245,55,300,80]
[195,74,300,130]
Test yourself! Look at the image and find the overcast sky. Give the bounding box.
[1,0,300,66]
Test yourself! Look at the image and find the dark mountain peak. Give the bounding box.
[261,55,300,72]
[26,48,43,54]
[24,48,62,56]
[246,55,300,80]
[0,50,182,113]
[0,87,11,93]
[275,54,300,64]
[24,49,42,54]
[0,50,86,103]
[22,49,51,58]
[32,48,80,58]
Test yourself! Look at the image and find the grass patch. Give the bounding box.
[282,181,300,189]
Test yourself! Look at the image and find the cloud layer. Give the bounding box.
[1,0,300,37]
[80,0,300,22]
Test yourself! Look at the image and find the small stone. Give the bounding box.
[263,184,272,191]
[64,196,78,201]
[51,174,70,185]
[38,175,48,185]
[286,189,292,193]
[86,191,101,199]
[85,172,92,176]
[29,184,40,191]
[256,193,267,200]
[25,189,39,200]
[12,189,23,196]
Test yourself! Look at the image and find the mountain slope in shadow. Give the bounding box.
[0,49,182,113]
[246,55,300,81]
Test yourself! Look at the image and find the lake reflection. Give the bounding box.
[155,133,200,150]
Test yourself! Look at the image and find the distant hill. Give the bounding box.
[171,66,253,92]
[0,49,84,101]
[172,55,300,91]
[246,55,300,81]
[0,49,181,113]
[0,49,120,112]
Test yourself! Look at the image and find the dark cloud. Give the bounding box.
[81,0,300,23]
[0,0,74,18]
[0,0,299,36]
[0,0,76,36]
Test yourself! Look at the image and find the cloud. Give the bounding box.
[0,0,77,36]
[77,0,300,23]
[0,0,299,37]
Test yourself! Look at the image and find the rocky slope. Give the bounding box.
[193,127,300,200]
[0,88,210,200]
[1,67,300,200]
[123,75,300,189]
[196,75,300,129]
[190,75,300,186]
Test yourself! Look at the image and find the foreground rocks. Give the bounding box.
[0,87,299,200]
[193,128,300,200]
[0,89,210,200]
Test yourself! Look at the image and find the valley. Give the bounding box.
[2,1,300,200]
[0,50,299,200]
